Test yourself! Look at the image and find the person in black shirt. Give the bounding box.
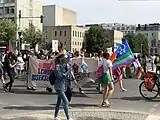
[4,52,17,93]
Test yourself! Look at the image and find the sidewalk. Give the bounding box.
[0,108,151,120]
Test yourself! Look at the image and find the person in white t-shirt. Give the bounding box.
[98,52,114,107]
[16,53,25,76]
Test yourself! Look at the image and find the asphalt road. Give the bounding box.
[0,76,160,118]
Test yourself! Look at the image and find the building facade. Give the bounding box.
[136,23,160,55]
[43,25,87,53]
[101,23,136,36]
[0,0,43,31]
[43,5,77,26]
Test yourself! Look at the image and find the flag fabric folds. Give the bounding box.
[112,40,135,70]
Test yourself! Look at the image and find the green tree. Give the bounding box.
[85,26,110,53]
[0,19,17,42]
[23,24,44,49]
[124,33,148,56]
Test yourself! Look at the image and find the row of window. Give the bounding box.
[73,41,82,46]
[122,31,135,34]
[0,0,15,3]
[0,7,15,15]
[54,31,67,37]
[73,48,81,52]
[73,31,84,38]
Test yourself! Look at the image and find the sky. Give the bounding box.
[43,0,160,25]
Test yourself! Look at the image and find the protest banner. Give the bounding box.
[27,57,54,88]
[27,57,98,89]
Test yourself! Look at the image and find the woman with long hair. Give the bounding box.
[54,54,72,120]
[98,52,114,106]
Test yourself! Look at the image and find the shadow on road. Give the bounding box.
[50,103,98,108]
[3,103,99,111]
[13,89,56,95]
[76,117,123,120]
[3,106,54,110]
[115,96,160,102]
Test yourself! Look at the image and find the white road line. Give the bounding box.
[149,104,159,113]
[146,115,160,120]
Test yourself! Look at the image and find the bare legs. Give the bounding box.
[102,82,114,106]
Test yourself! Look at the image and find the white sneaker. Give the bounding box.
[54,117,60,120]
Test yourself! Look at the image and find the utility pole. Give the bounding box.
[18,10,22,51]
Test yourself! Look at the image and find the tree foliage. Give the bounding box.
[85,26,111,53]
[124,33,148,56]
[23,24,44,49]
[0,19,17,42]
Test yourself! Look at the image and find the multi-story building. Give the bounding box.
[136,23,160,55]
[43,5,77,26]
[101,23,136,36]
[0,0,43,31]
[85,23,136,36]
[43,25,87,53]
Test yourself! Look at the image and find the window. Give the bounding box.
[73,48,74,52]
[5,7,9,14]
[75,31,77,37]
[10,7,14,14]
[80,32,81,37]
[60,31,62,36]
[80,42,81,46]
[29,9,32,16]
[75,42,77,45]
[73,42,74,45]
[64,41,66,45]
[64,31,67,36]
[55,31,57,36]
[73,31,74,36]
[117,27,120,30]
[78,32,79,37]
[78,42,79,45]
[10,0,15,3]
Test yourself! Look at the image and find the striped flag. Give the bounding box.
[112,40,135,70]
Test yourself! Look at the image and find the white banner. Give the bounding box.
[27,57,98,89]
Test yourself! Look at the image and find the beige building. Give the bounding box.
[0,0,43,31]
[43,5,77,26]
[136,23,160,55]
[44,25,88,53]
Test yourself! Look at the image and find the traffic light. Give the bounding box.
[19,10,21,18]
[144,24,147,30]
[40,15,43,23]
[138,24,141,30]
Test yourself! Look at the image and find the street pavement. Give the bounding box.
[0,75,160,120]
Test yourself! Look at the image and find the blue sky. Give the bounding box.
[43,0,160,25]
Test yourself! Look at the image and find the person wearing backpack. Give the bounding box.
[54,54,72,120]
[97,52,114,107]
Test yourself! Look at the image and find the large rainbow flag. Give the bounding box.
[112,40,135,70]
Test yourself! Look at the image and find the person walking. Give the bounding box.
[54,54,72,120]
[96,50,103,94]
[4,52,17,93]
[98,52,114,107]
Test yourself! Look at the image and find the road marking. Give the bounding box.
[146,115,160,120]
[149,104,159,113]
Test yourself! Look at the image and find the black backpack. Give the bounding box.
[49,71,56,85]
